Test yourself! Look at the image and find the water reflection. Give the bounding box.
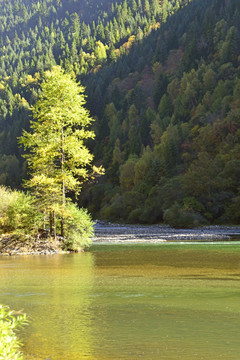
[0,253,96,360]
[0,244,240,359]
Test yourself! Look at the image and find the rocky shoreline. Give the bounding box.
[0,235,67,256]
[92,222,240,244]
[1,223,240,256]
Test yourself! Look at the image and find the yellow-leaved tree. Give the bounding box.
[19,66,103,249]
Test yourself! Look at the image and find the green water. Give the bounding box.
[0,243,240,360]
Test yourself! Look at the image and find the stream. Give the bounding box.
[0,242,240,359]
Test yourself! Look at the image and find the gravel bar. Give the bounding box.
[92,222,240,244]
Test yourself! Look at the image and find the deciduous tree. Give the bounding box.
[19,66,101,238]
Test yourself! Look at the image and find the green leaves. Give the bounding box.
[0,186,42,237]
[19,66,99,244]
[0,304,28,360]
[20,66,95,195]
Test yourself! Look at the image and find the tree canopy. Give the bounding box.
[19,66,100,240]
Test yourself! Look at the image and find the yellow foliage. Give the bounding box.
[191,125,200,137]
[115,49,120,57]
[122,35,136,53]
[128,35,136,44]
[93,165,105,176]
[14,93,21,101]
[26,75,35,83]
[21,97,29,108]
[82,38,88,46]
[34,72,40,80]
[93,65,102,73]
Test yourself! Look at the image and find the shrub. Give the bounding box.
[139,205,162,224]
[99,194,127,222]
[62,203,94,251]
[183,197,205,213]
[127,208,143,223]
[0,186,94,250]
[123,190,145,212]
[163,203,208,228]
[7,192,42,236]
[0,187,14,231]
[224,195,240,224]
[0,186,42,237]
[0,304,27,360]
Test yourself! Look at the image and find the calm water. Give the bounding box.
[0,243,240,360]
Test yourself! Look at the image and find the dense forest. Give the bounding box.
[1,0,240,227]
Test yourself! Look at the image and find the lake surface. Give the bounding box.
[0,243,240,360]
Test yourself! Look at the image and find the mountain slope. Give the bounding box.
[81,0,240,226]
[1,0,240,227]
[0,0,188,186]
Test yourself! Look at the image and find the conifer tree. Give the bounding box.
[19,66,100,237]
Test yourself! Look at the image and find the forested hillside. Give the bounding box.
[1,0,240,226]
[0,0,183,185]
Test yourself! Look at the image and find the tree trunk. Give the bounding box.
[53,211,57,240]
[61,128,65,238]
[43,212,46,230]
[61,181,65,238]
[49,211,53,236]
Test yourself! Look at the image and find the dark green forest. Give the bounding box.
[1,0,240,227]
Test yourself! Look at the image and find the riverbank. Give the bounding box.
[92,222,240,244]
[1,223,240,255]
[0,234,67,256]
